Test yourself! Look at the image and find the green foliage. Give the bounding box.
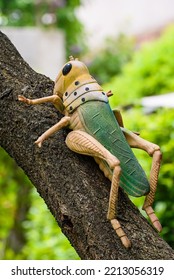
[56,0,85,56]
[0,0,85,56]
[105,25,174,108]
[0,150,19,256]
[87,34,134,84]
[104,25,174,248]
[0,148,79,260]
[0,0,35,26]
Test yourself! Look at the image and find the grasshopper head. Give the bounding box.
[54,56,94,99]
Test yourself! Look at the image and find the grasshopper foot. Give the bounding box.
[18,95,31,104]
[111,219,131,249]
[35,137,43,148]
[145,206,162,232]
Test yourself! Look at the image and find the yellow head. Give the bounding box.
[54,56,95,98]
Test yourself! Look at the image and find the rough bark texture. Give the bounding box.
[0,31,174,260]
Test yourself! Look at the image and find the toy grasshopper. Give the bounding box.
[18,56,162,248]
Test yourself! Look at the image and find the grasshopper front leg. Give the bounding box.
[18,94,70,146]
[18,94,65,113]
[66,130,131,249]
[35,116,70,147]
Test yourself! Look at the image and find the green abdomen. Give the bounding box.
[78,101,150,197]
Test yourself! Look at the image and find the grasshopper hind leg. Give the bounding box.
[66,130,131,249]
[122,127,162,232]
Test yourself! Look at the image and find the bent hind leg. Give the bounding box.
[66,130,131,248]
[122,127,162,232]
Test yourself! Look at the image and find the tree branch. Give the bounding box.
[0,31,174,259]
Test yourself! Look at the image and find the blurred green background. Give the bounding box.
[0,0,174,259]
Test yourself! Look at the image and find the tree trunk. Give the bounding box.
[0,31,174,260]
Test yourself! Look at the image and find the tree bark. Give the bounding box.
[0,30,174,260]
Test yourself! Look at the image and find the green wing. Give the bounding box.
[78,100,150,197]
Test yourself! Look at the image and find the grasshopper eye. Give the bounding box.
[62,63,72,75]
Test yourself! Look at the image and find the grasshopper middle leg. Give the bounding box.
[66,130,131,248]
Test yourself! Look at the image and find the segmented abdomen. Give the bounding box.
[78,100,150,197]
